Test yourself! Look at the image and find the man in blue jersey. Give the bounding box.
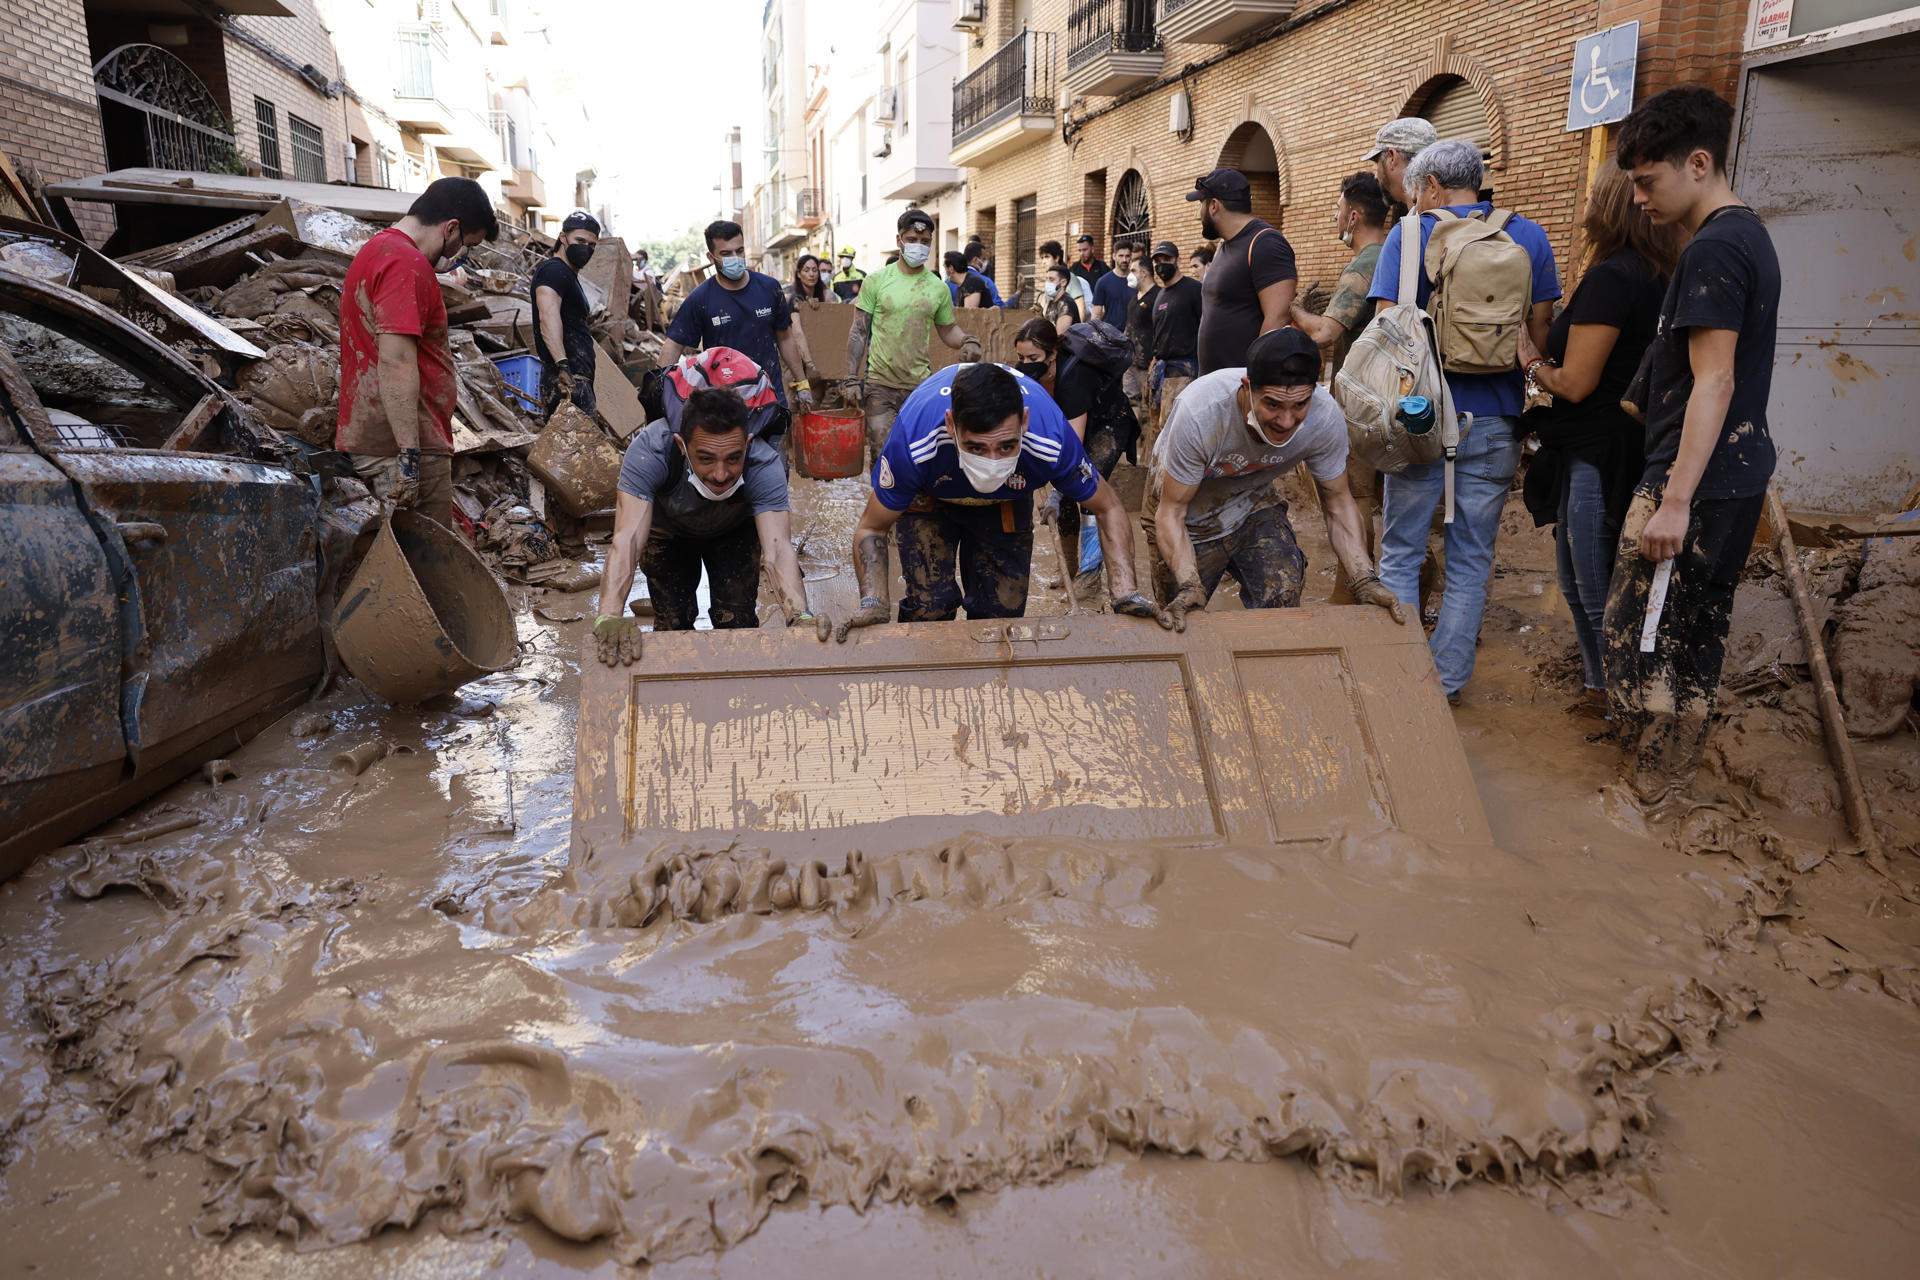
[835,362,1168,638]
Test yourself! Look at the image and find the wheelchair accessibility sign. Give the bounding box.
[1565,20,1638,131]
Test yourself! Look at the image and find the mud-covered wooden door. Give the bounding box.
[574,607,1489,859]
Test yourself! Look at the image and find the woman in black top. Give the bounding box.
[789,254,834,308]
[1013,316,1140,603]
[1519,159,1682,713]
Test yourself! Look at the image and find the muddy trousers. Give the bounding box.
[862,383,913,467]
[896,496,1034,621]
[638,520,763,631]
[1602,490,1764,789]
[348,452,454,528]
[1145,502,1308,610]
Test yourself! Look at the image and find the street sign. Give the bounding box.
[1565,20,1639,131]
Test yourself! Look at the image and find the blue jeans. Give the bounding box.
[1381,414,1521,695]
[1555,455,1616,691]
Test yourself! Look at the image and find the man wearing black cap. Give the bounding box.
[1146,329,1402,628]
[532,210,601,414]
[1135,239,1203,454]
[1186,168,1298,376]
[842,207,984,468]
[1070,233,1108,292]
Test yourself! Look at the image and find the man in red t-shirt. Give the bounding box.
[337,177,498,525]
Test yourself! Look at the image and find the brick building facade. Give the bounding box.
[956,0,1747,305]
[0,0,345,244]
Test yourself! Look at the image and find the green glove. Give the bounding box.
[593,614,642,666]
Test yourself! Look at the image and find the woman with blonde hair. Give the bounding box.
[1519,159,1683,716]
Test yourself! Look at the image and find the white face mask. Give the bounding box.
[1125,270,1138,289]
[1043,281,1057,298]
[955,446,1019,493]
[901,242,931,268]
[685,468,744,501]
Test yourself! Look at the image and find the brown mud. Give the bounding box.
[0,480,1916,1278]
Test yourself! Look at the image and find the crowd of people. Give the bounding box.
[331,82,1778,802]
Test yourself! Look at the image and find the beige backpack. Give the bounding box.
[1424,208,1533,375]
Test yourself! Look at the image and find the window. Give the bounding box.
[288,114,326,183]
[376,146,393,189]
[896,51,909,130]
[1013,194,1037,305]
[254,98,281,179]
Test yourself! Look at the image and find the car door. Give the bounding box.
[0,267,324,873]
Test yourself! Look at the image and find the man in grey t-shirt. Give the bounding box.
[1147,328,1404,627]
[592,388,827,664]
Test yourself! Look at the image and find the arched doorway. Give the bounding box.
[1407,74,1494,200]
[1216,121,1282,229]
[93,44,238,174]
[1110,169,1150,255]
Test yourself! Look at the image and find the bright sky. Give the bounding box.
[549,0,876,242]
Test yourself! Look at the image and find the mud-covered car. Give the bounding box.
[0,266,324,878]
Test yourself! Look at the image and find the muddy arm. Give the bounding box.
[1314,471,1377,585]
[845,311,872,383]
[598,492,655,619]
[1084,479,1140,598]
[755,508,811,621]
[1152,475,1204,589]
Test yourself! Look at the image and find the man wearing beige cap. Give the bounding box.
[1364,117,1438,209]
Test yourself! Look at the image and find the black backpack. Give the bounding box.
[1060,319,1135,378]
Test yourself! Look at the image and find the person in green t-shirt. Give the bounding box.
[842,208,983,465]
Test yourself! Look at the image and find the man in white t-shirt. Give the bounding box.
[1147,327,1404,628]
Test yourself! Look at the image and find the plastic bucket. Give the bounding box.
[332,511,517,704]
[793,409,865,480]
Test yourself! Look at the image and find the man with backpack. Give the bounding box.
[1362,138,1560,704]
[1147,329,1403,628]
[1602,87,1780,801]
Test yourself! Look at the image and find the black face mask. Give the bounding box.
[1154,261,1177,282]
[1014,360,1049,382]
[564,242,595,269]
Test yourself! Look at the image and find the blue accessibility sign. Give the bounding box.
[1565,21,1638,131]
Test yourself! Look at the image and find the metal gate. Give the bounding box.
[93,43,239,174]
[1111,169,1150,255]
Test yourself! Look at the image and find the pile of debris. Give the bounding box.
[6,191,665,589]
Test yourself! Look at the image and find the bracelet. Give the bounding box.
[859,596,884,610]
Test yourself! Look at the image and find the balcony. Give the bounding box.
[1066,0,1162,97]
[435,106,501,170]
[950,29,1058,169]
[394,26,455,132]
[1155,0,1297,47]
[794,186,824,229]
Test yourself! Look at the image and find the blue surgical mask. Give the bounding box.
[901,242,931,268]
[718,254,747,281]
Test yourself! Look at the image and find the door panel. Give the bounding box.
[56,450,323,770]
[0,449,125,857]
[574,608,1489,859]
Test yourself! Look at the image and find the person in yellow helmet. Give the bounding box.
[831,245,866,302]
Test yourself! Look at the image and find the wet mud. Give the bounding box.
[0,481,1916,1278]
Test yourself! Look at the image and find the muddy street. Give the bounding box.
[1,476,1915,1278]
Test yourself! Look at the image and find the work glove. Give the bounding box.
[1164,576,1208,633]
[1034,490,1060,527]
[556,367,577,397]
[787,607,832,642]
[593,614,643,666]
[959,336,985,363]
[793,382,816,413]
[1347,573,1407,624]
[1113,591,1175,629]
[387,447,422,511]
[834,596,889,643]
[839,377,866,408]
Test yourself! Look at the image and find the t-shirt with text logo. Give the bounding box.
[665,271,794,405]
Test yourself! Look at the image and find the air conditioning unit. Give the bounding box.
[874,86,899,123]
[952,0,987,31]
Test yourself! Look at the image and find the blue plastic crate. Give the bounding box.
[491,353,542,411]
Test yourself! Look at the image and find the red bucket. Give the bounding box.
[793,409,865,480]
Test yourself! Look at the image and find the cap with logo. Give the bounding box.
[1150,239,1179,259]
[1183,168,1252,209]
[1362,117,1439,163]
[560,209,601,235]
[1074,233,1094,245]
[897,209,934,233]
[1246,327,1322,389]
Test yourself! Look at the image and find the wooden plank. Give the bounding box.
[572,607,1488,862]
[795,303,1036,382]
[593,343,646,439]
[45,168,416,221]
[160,394,224,452]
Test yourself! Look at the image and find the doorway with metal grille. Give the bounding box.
[92,44,239,175]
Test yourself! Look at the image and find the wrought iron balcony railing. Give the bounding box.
[1068,0,1160,71]
[952,29,1058,147]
